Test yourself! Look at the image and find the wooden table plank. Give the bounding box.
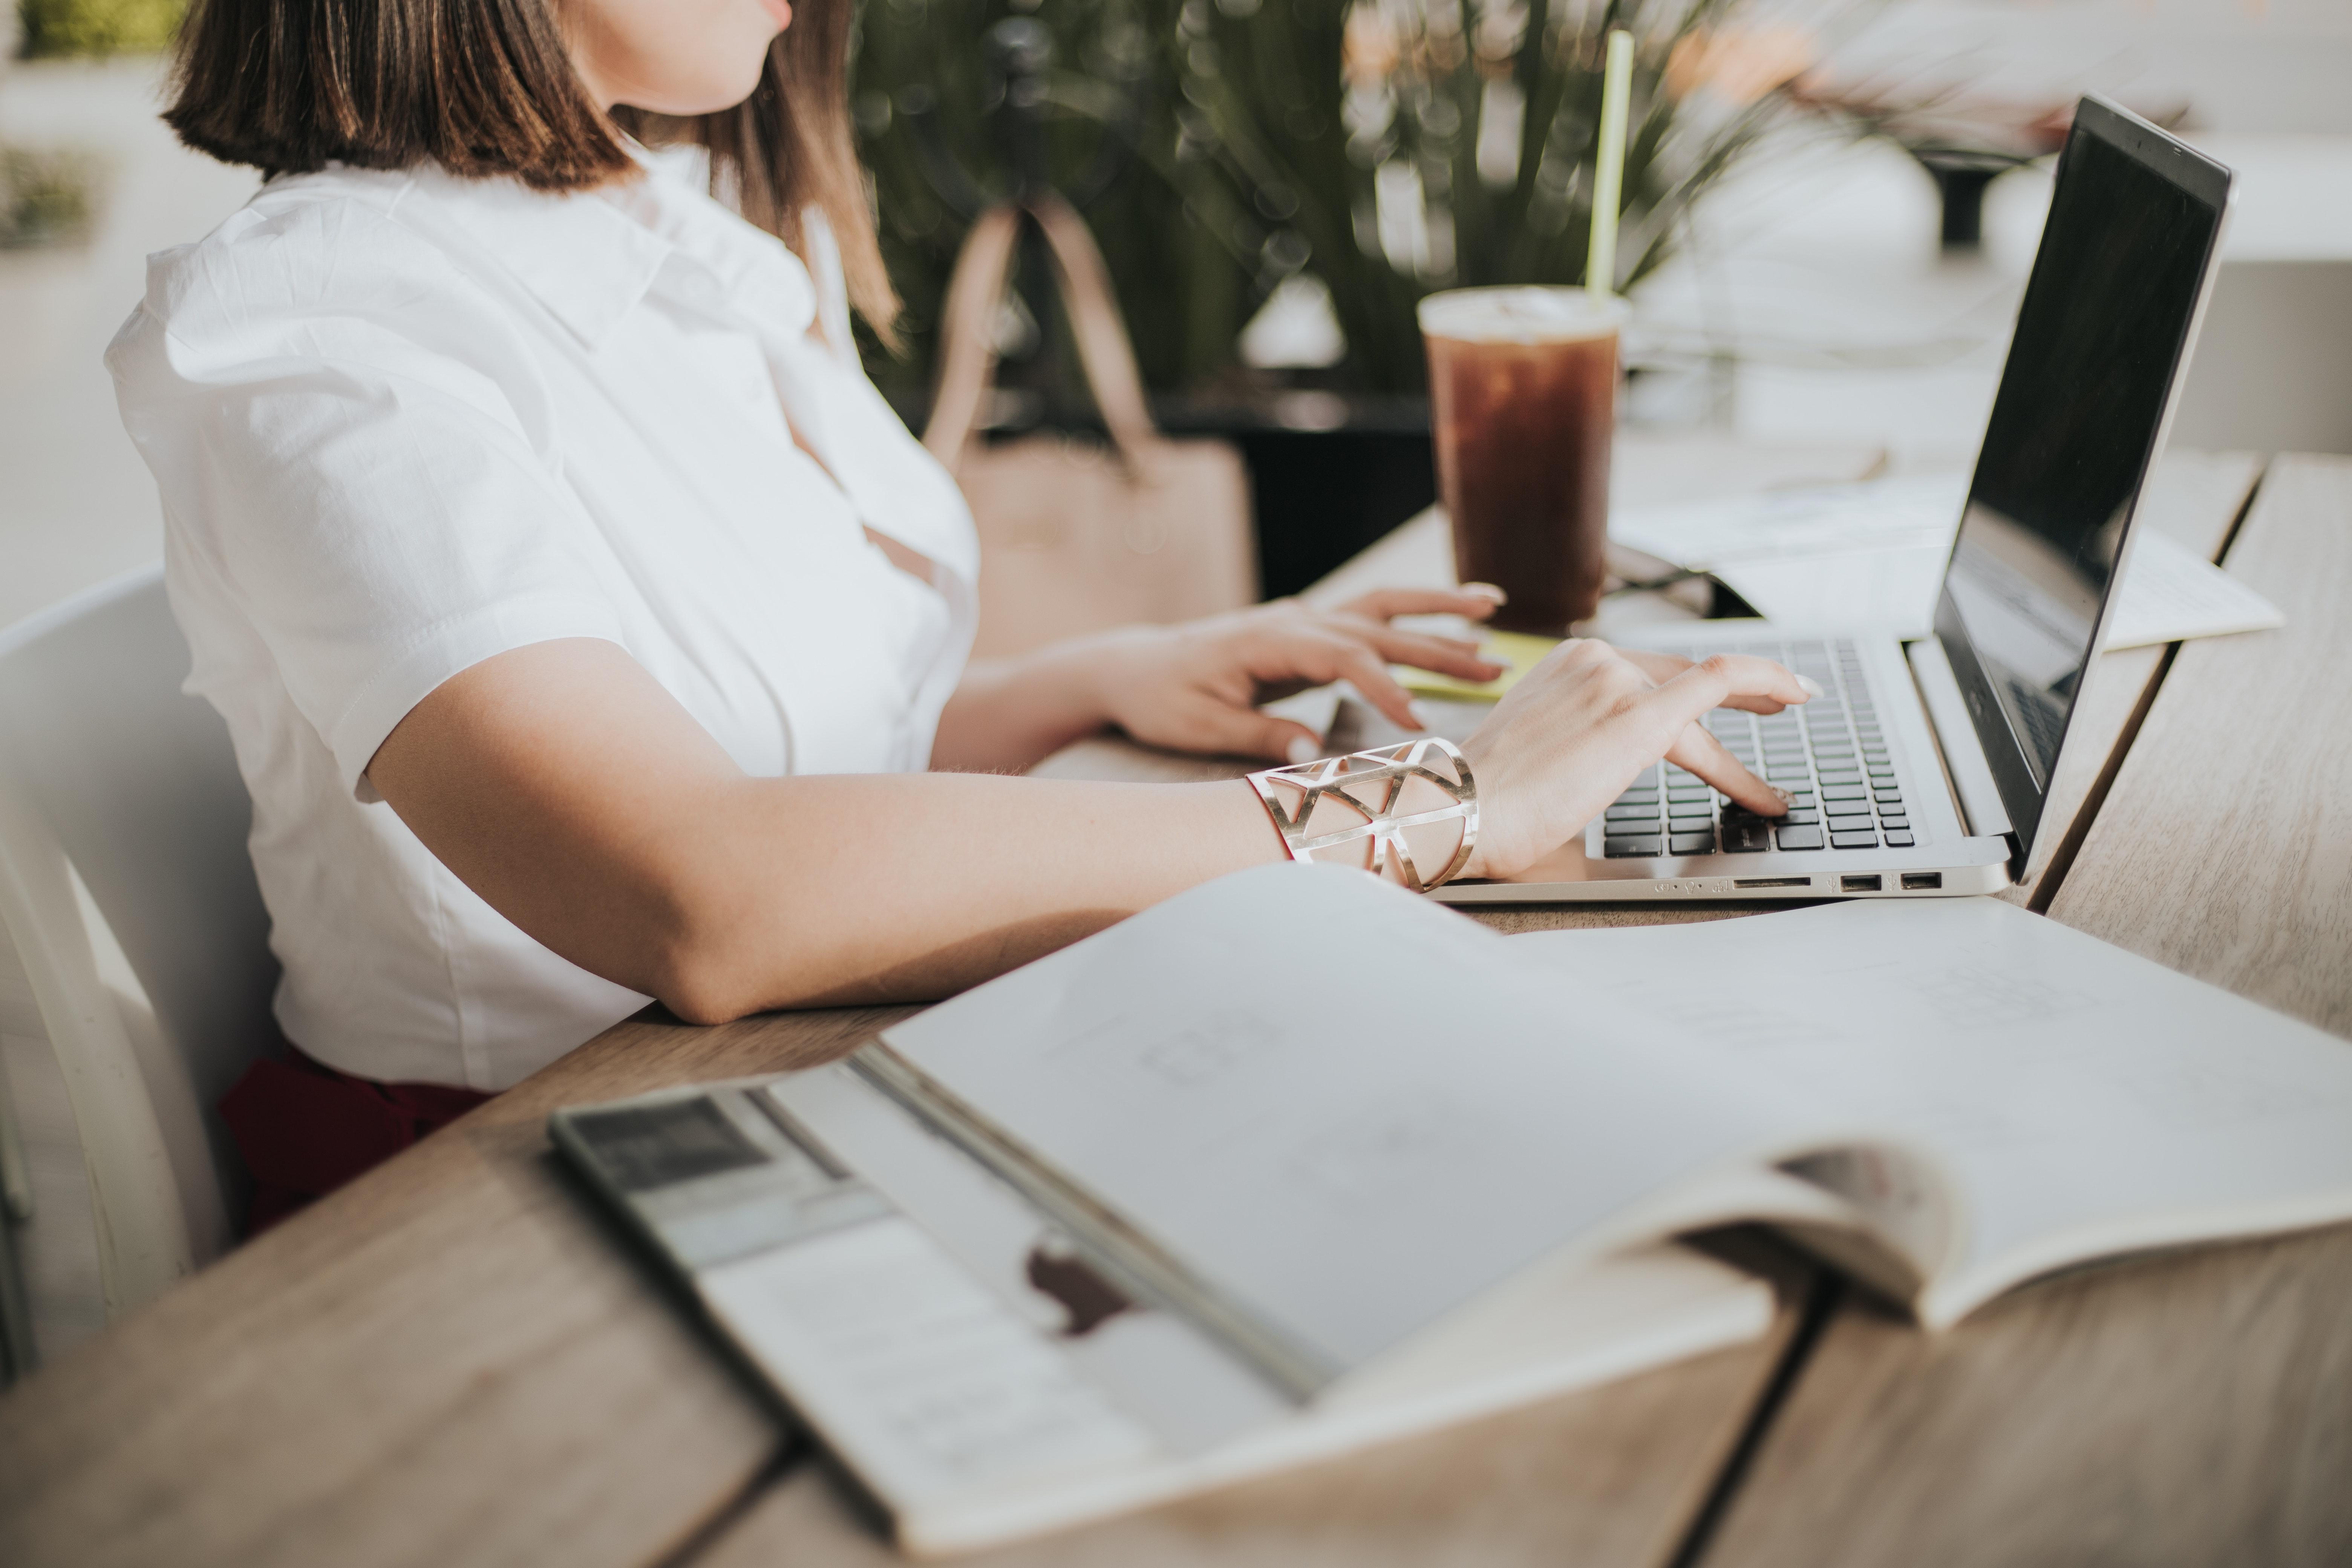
[0,1004,907,1568]
[1692,454,2352,1568]
[1686,1228,2352,1568]
[2046,452,2352,1032]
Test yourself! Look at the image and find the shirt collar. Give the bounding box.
[400,149,818,349]
[403,161,673,349]
[593,147,818,336]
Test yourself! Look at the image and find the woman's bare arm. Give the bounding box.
[367,633,1812,1026]
[365,638,1283,1022]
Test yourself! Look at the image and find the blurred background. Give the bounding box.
[3,0,2349,623]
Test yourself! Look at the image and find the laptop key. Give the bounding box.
[1830,830,1879,849]
[1774,825,1825,850]
[1723,824,1772,853]
[1603,836,1663,858]
[1879,815,1908,830]
[1884,831,1916,847]
[1669,832,1717,855]
[1605,807,1660,825]
[1781,809,1820,824]
[1822,784,1868,801]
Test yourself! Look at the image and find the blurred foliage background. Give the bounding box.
[16,0,182,56]
[852,0,1812,406]
[0,144,99,246]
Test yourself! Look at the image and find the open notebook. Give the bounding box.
[553,864,2352,1554]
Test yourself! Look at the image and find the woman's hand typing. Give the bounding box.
[1456,641,1818,881]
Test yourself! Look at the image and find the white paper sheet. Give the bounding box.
[876,863,1825,1379]
[1505,899,2352,1325]
[1610,476,2283,648]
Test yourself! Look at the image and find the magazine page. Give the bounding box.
[874,862,1867,1389]
[1507,898,2352,1326]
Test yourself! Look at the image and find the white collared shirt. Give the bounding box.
[107,152,978,1090]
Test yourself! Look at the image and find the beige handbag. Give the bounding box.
[923,195,1259,660]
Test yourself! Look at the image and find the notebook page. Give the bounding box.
[1506,899,2352,1326]
[877,863,1833,1382]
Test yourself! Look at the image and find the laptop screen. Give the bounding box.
[1936,96,2230,860]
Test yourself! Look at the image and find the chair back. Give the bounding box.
[0,565,277,1323]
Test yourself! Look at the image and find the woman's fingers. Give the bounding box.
[1355,623,1505,682]
[1612,647,1694,684]
[1248,626,1426,730]
[1663,722,1788,817]
[1658,651,1817,713]
[1334,585,1507,623]
[1168,695,1325,766]
[1330,644,1424,730]
[1631,653,1815,815]
[1615,645,1811,714]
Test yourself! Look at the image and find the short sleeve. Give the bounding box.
[108,198,626,802]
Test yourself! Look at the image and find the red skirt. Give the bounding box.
[218,1049,494,1237]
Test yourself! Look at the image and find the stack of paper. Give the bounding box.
[1607,474,2283,649]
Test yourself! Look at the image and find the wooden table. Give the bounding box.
[4,442,2347,1568]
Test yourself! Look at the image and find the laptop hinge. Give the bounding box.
[1905,637,2017,854]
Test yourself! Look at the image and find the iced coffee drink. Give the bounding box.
[1419,288,1632,633]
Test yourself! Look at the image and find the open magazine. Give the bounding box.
[553,864,2352,1554]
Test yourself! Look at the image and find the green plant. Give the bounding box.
[0,145,101,248]
[854,0,1811,399]
[854,0,1224,408]
[17,0,184,57]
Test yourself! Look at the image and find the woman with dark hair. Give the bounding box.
[111,0,1806,1217]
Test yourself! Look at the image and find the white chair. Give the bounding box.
[0,565,278,1363]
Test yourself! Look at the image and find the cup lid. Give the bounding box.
[1416,286,1632,343]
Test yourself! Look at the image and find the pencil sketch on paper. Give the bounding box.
[1286,1092,1494,1211]
[1140,1012,1283,1089]
[1901,966,2097,1031]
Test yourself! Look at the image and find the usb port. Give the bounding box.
[1901,872,1943,891]
[1842,874,1883,893]
[1733,877,1812,888]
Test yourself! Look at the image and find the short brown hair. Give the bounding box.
[164,0,898,336]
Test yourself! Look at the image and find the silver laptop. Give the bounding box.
[1435,97,2233,906]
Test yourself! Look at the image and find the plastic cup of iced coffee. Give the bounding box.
[1419,286,1634,634]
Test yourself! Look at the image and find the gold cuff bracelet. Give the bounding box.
[1245,737,1479,893]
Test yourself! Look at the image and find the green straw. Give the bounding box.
[1586,28,1634,298]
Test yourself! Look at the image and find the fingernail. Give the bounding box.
[1771,786,1795,810]
[1795,674,1825,700]
[1461,582,1507,603]
[1286,735,1320,766]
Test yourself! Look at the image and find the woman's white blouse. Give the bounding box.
[107,151,979,1091]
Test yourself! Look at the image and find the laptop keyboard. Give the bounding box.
[1600,639,1915,858]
